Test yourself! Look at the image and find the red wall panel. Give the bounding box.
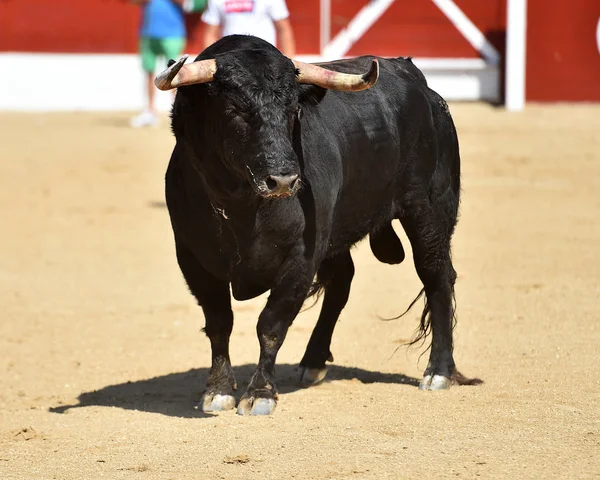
[0,0,317,55]
[0,0,504,58]
[526,0,600,101]
[185,15,208,55]
[0,0,141,53]
[0,0,506,57]
[348,0,477,57]
[332,0,505,58]
[455,0,506,55]
[287,0,320,54]
[331,0,364,39]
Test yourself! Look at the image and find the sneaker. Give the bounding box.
[130,110,158,128]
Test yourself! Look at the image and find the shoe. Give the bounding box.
[130,110,158,128]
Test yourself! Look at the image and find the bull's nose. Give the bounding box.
[265,174,299,196]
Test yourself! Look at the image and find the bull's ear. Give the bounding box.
[298,84,327,106]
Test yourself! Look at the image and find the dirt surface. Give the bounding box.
[1,104,599,479]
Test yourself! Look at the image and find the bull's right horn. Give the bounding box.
[155,55,217,90]
[293,58,379,92]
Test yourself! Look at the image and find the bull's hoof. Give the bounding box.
[299,366,328,386]
[419,374,452,391]
[201,393,236,412]
[236,396,277,416]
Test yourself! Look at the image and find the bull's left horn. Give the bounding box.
[154,56,217,90]
[292,58,379,92]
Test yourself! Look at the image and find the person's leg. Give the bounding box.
[158,38,186,103]
[146,72,155,113]
[131,37,159,127]
[161,37,186,63]
[141,37,158,112]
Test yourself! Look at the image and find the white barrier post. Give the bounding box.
[320,0,331,54]
[505,0,527,111]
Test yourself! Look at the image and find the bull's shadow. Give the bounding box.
[49,364,419,418]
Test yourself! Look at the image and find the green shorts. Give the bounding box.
[140,37,186,73]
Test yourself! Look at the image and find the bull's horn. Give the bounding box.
[292,58,379,92]
[154,55,217,90]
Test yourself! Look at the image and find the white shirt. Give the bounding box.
[202,0,289,47]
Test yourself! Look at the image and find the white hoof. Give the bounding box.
[236,397,277,416]
[419,374,451,391]
[201,394,236,412]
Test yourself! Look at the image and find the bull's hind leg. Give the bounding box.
[400,206,458,390]
[299,251,355,385]
[175,241,237,412]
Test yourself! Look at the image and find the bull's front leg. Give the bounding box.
[237,256,313,416]
[175,241,237,413]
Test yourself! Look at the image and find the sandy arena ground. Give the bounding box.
[0,104,599,479]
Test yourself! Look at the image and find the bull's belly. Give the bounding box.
[229,256,278,301]
[325,196,397,257]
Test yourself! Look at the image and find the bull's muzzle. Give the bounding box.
[258,173,300,198]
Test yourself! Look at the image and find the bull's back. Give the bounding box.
[301,57,433,257]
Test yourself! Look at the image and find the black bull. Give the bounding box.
[160,35,472,415]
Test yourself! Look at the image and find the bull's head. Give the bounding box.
[156,45,379,199]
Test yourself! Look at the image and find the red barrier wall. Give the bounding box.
[0,0,318,55]
[332,0,505,58]
[0,0,140,53]
[0,0,507,58]
[526,0,600,101]
[2,0,599,102]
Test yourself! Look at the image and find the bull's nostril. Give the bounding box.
[266,177,278,191]
[264,174,300,195]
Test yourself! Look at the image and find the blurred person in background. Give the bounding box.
[202,0,295,57]
[130,0,187,128]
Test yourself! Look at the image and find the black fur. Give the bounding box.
[166,35,462,408]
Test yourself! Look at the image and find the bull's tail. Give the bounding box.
[382,287,457,351]
[300,261,333,312]
[408,289,457,350]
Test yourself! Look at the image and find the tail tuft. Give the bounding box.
[382,289,457,354]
